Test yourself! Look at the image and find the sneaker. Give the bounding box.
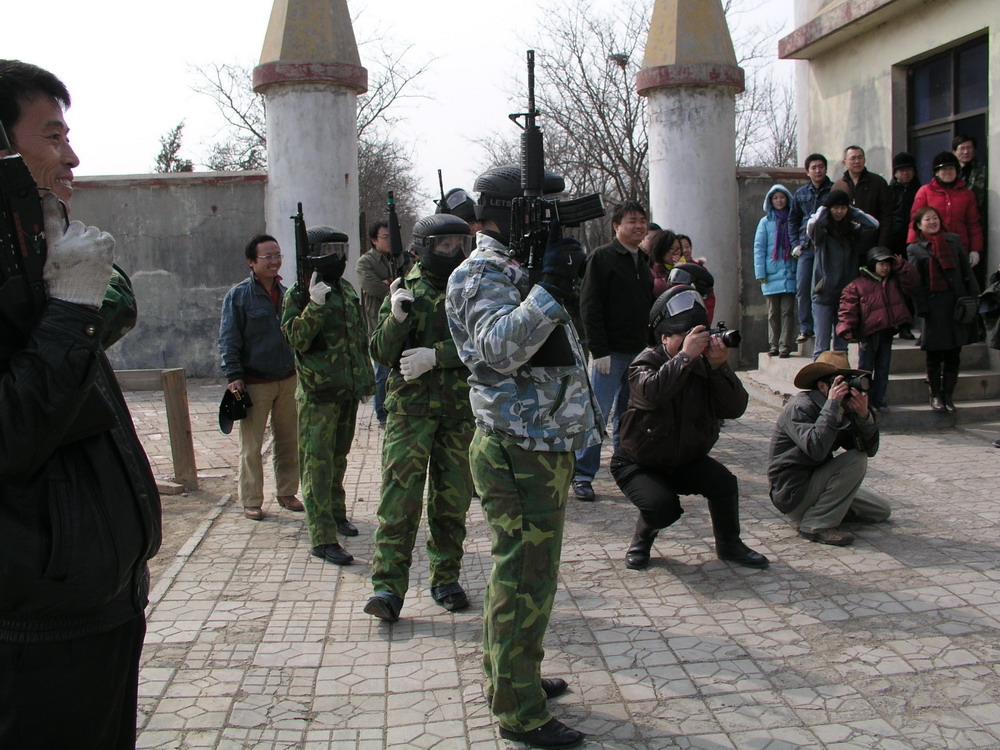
[795,332,812,344]
[571,480,596,501]
[799,528,855,546]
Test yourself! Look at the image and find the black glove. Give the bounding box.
[538,237,586,301]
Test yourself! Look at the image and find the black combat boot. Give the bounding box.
[625,515,659,570]
[707,496,770,568]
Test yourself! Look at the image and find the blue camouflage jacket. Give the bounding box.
[445,234,602,453]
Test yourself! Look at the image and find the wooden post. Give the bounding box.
[159,368,199,490]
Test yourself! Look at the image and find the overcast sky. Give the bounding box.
[2,0,792,216]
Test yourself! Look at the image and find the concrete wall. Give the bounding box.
[72,171,267,377]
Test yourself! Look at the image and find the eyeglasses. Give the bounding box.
[257,253,282,262]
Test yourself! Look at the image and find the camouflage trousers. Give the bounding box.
[370,413,474,598]
[470,427,574,733]
[297,397,358,547]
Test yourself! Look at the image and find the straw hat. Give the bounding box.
[793,351,870,390]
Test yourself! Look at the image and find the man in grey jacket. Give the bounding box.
[767,351,891,546]
[218,234,302,520]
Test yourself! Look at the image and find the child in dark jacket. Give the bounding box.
[837,246,919,412]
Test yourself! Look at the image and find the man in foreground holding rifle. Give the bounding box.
[445,50,603,750]
[0,60,161,749]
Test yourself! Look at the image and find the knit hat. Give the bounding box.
[892,152,916,171]
[824,189,850,208]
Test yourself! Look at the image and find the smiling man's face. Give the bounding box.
[9,95,79,205]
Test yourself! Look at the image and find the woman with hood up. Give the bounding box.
[753,184,797,358]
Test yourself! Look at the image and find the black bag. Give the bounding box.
[953,296,978,324]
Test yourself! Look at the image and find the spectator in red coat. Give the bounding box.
[908,151,983,268]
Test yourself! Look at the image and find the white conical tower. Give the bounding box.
[637,0,744,328]
[253,0,368,288]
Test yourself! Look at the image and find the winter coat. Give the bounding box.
[580,239,654,358]
[356,248,394,335]
[768,389,879,513]
[281,279,375,402]
[0,300,161,644]
[788,177,832,249]
[832,169,893,248]
[616,344,748,473]
[218,273,296,383]
[370,262,471,418]
[807,206,879,306]
[981,269,1000,351]
[445,233,602,453]
[754,185,797,296]
[907,178,983,255]
[836,261,919,339]
[907,233,981,351]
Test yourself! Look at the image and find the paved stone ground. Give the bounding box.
[126,379,1000,749]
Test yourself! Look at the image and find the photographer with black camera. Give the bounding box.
[768,351,891,547]
[610,285,769,571]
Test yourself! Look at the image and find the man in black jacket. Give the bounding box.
[0,60,161,749]
[611,286,769,570]
[574,200,654,501]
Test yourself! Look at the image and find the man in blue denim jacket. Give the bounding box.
[218,234,302,521]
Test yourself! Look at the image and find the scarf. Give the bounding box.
[927,232,954,293]
[772,207,791,261]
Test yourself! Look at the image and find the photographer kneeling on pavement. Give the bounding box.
[610,285,769,571]
[767,351,891,546]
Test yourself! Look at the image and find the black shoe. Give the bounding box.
[364,592,403,622]
[311,543,353,565]
[541,677,569,699]
[571,480,595,501]
[768,347,779,356]
[498,718,585,749]
[778,350,791,358]
[799,528,854,546]
[716,540,770,568]
[430,583,470,612]
[930,395,947,413]
[335,518,359,537]
[994,438,1000,449]
[898,328,916,340]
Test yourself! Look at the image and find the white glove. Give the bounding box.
[390,280,414,322]
[791,245,803,258]
[968,251,980,268]
[399,347,436,381]
[308,272,331,305]
[41,193,115,309]
[593,355,612,375]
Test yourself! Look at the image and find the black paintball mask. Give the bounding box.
[306,225,349,283]
[667,262,715,299]
[648,285,709,345]
[411,214,473,279]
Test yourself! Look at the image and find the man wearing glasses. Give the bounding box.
[357,221,395,426]
[219,234,302,521]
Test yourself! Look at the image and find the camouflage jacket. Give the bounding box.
[100,265,139,350]
[445,233,601,452]
[370,263,471,418]
[281,280,375,403]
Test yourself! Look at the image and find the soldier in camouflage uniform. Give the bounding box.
[281,226,374,566]
[363,214,475,623]
[445,166,602,749]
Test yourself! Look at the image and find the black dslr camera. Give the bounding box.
[708,321,741,348]
[846,373,871,393]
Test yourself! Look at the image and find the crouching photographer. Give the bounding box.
[609,285,769,571]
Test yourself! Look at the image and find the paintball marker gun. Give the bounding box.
[291,202,311,307]
[507,49,605,270]
[0,121,51,340]
[385,190,412,313]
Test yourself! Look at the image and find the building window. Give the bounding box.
[908,36,987,176]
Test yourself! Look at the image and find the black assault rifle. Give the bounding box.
[385,190,411,313]
[507,50,605,269]
[0,122,50,340]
